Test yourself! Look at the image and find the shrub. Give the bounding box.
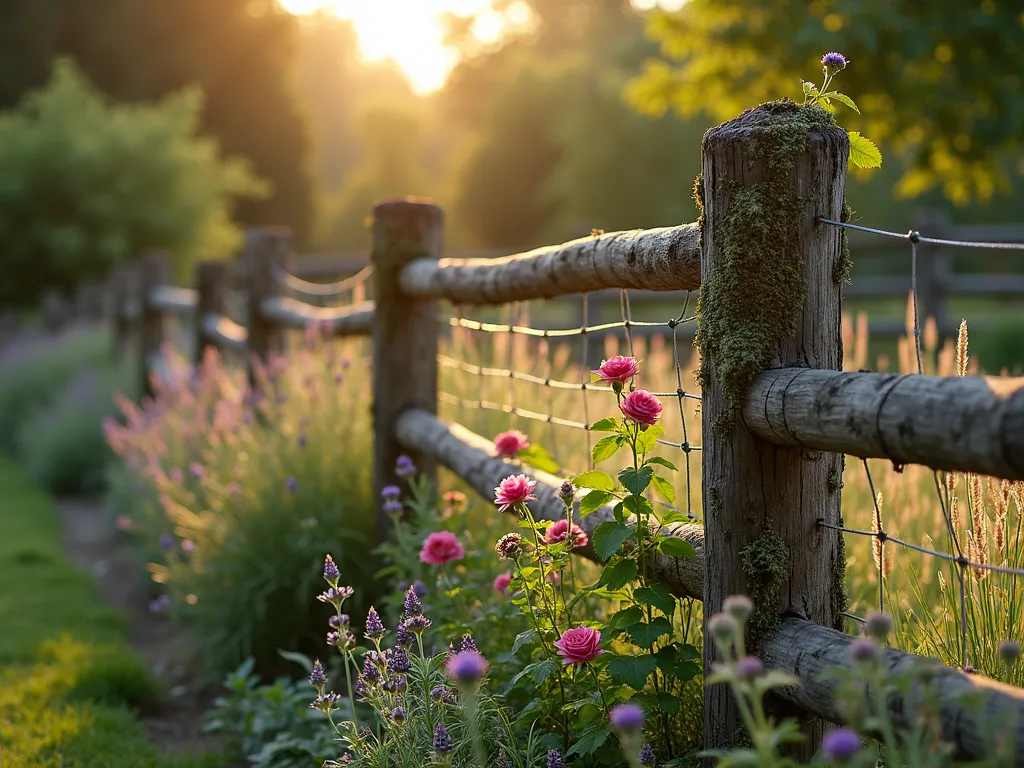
[18,358,137,495]
[105,332,377,679]
[0,58,266,306]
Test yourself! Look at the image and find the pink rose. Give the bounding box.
[494,429,530,458]
[420,531,465,565]
[554,626,604,664]
[494,474,539,513]
[621,389,663,427]
[494,571,513,595]
[543,519,589,549]
[592,356,640,385]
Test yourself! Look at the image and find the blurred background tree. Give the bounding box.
[626,0,1024,205]
[0,60,266,307]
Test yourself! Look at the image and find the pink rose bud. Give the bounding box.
[493,571,513,595]
[554,626,604,664]
[493,429,530,458]
[620,389,663,427]
[419,531,465,565]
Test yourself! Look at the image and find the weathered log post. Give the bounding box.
[371,198,442,547]
[110,261,135,359]
[194,261,231,366]
[244,228,291,388]
[138,251,171,399]
[698,102,849,758]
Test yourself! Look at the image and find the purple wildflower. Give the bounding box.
[458,634,477,653]
[404,588,423,617]
[364,607,385,640]
[849,637,880,665]
[546,748,563,768]
[309,659,326,687]
[609,702,645,732]
[446,649,488,685]
[736,656,765,681]
[310,692,341,713]
[433,724,454,754]
[317,586,354,605]
[384,674,407,693]
[159,534,173,551]
[323,555,340,583]
[181,539,196,553]
[403,615,431,634]
[495,532,523,560]
[639,743,656,766]
[430,685,457,705]
[395,455,416,477]
[822,51,848,70]
[864,610,894,641]
[361,654,381,684]
[286,475,298,493]
[389,646,413,673]
[189,463,204,479]
[382,485,402,499]
[383,499,403,514]
[390,705,406,722]
[298,433,307,449]
[395,623,414,648]
[557,480,576,504]
[396,580,409,592]
[412,580,427,597]
[822,728,861,761]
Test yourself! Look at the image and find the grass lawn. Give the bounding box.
[0,455,222,767]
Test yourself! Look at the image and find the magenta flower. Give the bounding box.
[181,539,196,553]
[543,519,589,549]
[621,389,663,427]
[419,531,465,565]
[592,355,640,385]
[494,571,513,595]
[494,429,530,458]
[554,626,603,664]
[494,474,538,512]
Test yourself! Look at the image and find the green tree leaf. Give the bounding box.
[592,521,634,561]
[607,605,645,632]
[646,456,677,472]
[588,417,620,432]
[573,470,616,492]
[618,466,653,497]
[624,616,674,646]
[633,584,676,616]
[580,490,613,518]
[657,536,696,559]
[592,435,623,463]
[606,654,659,690]
[848,131,882,169]
[510,629,539,655]
[651,474,676,503]
[596,557,638,590]
[636,424,664,454]
[826,91,860,113]
[566,723,614,757]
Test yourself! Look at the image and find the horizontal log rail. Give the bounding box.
[147,285,198,314]
[259,296,375,337]
[393,407,705,599]
[201,313,247,352]
[399,223,701,304]
[742,368,1024,480]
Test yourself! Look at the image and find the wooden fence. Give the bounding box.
[101,109,1024,762]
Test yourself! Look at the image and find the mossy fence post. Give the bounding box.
[195,260,230,366]
[370,198,442,547]
[138,251,171,399]
[699,103,849,759]
[244,228,291,389]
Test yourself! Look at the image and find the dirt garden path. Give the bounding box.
[57,497,231,760]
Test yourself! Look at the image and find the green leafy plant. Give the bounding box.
[801,53,881,170]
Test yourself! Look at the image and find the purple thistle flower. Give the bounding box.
[546,748,563,768]
[383,499,403,514]
[609,702,645,732]
[395,455,416,477]
[404,588,423,617]
[864,610,894,641]
[639,743,656,766]
[364,607,385,639]
[446,649,488,685]
[389,646,413,673]
[382,485,401,499]
[412,580,427,597]
[433,724,454,754]
[822,51,848,70]
[323,555,340,583]
[286,475,298,493]
[736,656,765,681]
[849,637,880,665]
[822,728,861,761]
[309,659,326,687]
[390,705,406,722]
[159,534,173,551]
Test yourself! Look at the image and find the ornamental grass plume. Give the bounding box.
[494,474,538,512]
[419,531,465,565]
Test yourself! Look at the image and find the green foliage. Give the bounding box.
[0,455,216,767]
[105,335,377,679]
[0,59,266,306]
[18,357,138,495]
[627,1,1024,204]
[739,526,791,647]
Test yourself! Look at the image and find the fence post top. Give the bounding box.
[703,99,849,146]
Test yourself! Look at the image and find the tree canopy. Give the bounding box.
[626,0,1024,205]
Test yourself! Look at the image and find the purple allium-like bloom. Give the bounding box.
[396,623,414,648]
[495,532,524,560]
[391,705,406,722]
[159,534,173,551]
[389,646,413,673]
[822,728,861,761]
[822,51,848,70]
[736,656,765,681]
[546,748,563,768]
[395,455,416,477]
[383,499,403,514]
[403,615,431,634]
[382,485,401,499]
[364,607,385,639]
[433,724,454,754]
[413,580,427,597]
[310,659,327,687]
[849,637,880,665]
[446,649,488,684]
[404,588,423,616]
[609,703,645,732]
[639,743,656,766]
[286,475,298,493]
[323,554,340,583]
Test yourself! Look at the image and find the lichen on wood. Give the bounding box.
[697,100,838,432]
[740,525,791,647]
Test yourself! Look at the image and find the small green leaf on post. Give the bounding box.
[848,131,882,169]
[580,489,613,518]
[827,91,860,113]
[592,520,634,561]
[592,435,623,463]
[657,536,696,559]
[588,417,619,432]
[573,470,616,492]
[650,474,675,503]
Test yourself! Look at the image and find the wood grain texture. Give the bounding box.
[260,296,375,337]
[399,223,700,304]
[764,617,1024,767]
[372,198,443,548]
[743,368,1024,481]
[700,106,848,756]
[394,408,705,597]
